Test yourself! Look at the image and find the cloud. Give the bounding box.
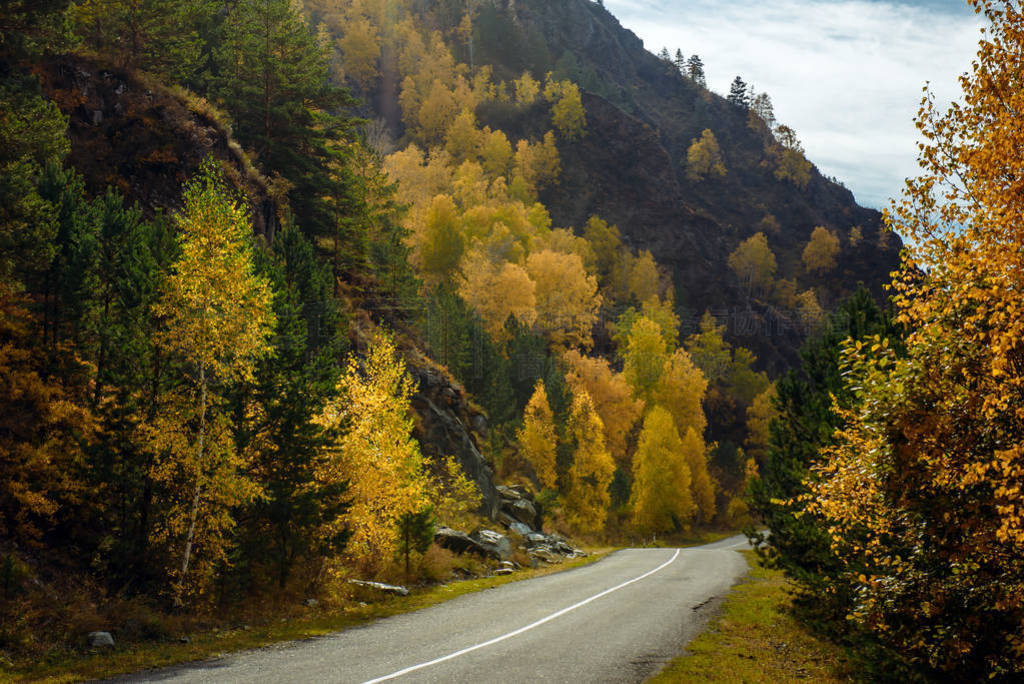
[604,0,984,209]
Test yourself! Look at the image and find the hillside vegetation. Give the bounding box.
[1,0,911,675]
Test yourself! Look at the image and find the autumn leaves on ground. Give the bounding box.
[4,0,1024,682]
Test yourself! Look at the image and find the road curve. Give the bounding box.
[117,536,751,683]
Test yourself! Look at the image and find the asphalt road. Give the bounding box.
[119,535,751,683]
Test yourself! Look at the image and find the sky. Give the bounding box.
[603,0,986,209]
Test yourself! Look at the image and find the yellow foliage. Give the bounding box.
[627,250,661,304]
[514,71,541,106]
[315,334,430,572]
[795,289,824,329]
[681,426,716,523]
[149,162,274,600]
[623,316,670,403]
[562,350,643,467]
[337,14,381,88]
[526,249,602,350]
[807,5,1024,673]
[445,108,482,164]
[552,84,586,141]
[517,380,559,489]
[0,293,94,545]
[418,79,458,144]
[652,348,708,439]
[686,129,726,181]
[629,407,694,534]
[802,226,840,273]
[417,194,464,286]
[744,384,777,466]
[480,127,514,179]
[772,146,812,188]
[564,389,615,534]
[530,227,595,269]
[458,247,537,342]
[512,132,561,198]
[728,232,777,293]
[430,455,482,531]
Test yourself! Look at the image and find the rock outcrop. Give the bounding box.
[35,56,279,240]
[408,362,500,519]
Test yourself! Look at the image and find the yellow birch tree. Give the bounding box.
[148,160,275,601]
[564,389,615,534]
[630,407,694,534]
[517,380,558,490]
[314,333,430,573]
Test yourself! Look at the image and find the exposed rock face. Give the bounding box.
[35,56,279,240]
[496,485,543,530]
[471,529,514,561]
[407,363,500,519]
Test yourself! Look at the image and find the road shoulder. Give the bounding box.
[649,550,853,683]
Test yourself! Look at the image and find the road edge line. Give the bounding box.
[362,548,682,683]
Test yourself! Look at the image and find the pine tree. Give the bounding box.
[686,55,706,87]
[72,0,214,81]
[674,49,686,74]
[0,0,74,59]
[748,288,893,607]
[233,223,350,589]
[727,76,750,108]
[213,0,358,239]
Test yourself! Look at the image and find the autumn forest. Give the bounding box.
[2,0,1024,680]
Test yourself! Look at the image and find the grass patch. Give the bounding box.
[5,550,613,684]
[651,551,854,683]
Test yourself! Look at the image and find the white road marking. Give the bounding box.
[362,549,682,683]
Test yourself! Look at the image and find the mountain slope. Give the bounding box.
[410,0,901,371]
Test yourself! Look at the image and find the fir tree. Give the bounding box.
[728,76,750,109]
[212,0,358,240]
[686,55,706,87]
[674,49,686,74]
[748,288,895,611]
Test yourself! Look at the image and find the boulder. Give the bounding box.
[529,547,560,564]
[348,579,410,597]
[508,498,538,527]
[526,532,549,547]
[87,631,115,648]
[509,521,533,537]
[494,568,514,576]
[497,511,518,529]
[496,485,521,501]
[435,527,490,557]
[470,529,513,561]
[303,598,319,607]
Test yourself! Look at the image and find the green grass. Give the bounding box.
[3,551,612,684]
[651,551,854,683]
